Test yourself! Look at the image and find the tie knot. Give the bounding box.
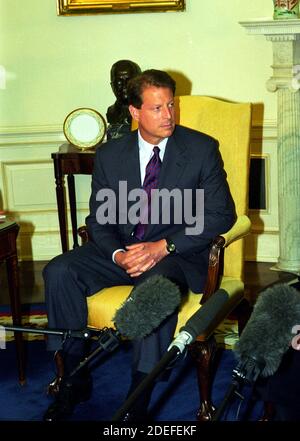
[153,146,160,157]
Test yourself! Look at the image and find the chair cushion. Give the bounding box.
[87,276,244,338]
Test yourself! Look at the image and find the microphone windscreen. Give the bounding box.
[113,275,181,339]
[180,289,229,340]
[235,283,300,377]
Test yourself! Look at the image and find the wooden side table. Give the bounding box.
[51,143,95,253]
[0,220,25,384]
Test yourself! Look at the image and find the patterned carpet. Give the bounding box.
[0,304,47,341]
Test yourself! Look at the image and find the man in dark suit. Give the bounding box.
[43,69,236,421]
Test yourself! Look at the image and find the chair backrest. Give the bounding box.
[175,96,251,281]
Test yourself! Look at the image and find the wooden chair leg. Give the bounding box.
[259,401,275,421]
[189,335,218,421]
[47,350,64,396]
[6,255,26,385]
[236,299,253,336]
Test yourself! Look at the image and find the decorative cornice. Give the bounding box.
[240,18,300,92]
[239,18,300,36]
[0,121,277,147]
[0,124,65,146]
[0,124,62,134]
[266,34,300,41]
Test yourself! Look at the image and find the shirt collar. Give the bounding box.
[138,130,168,160]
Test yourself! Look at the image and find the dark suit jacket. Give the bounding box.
[86,125,236,292]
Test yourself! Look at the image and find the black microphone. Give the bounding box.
[234,283,300,381]
[168,288,230,352]
[112,288,230,421]
[71,276,182,375]
[113,275,182,339]
[212,283,300,421]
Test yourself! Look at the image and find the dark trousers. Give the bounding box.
[257,347,300,421]
[43,241,190,374]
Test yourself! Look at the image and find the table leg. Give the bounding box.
[67,174,79,248]
[6,254,26,385]
[53,162,68,253]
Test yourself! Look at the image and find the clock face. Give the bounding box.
[63,108,106,150]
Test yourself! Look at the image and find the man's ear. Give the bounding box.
[129,105,139,121]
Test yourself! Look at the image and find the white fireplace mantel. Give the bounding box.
[240,18,300,275]
[241,18,300,93]
[239,18,300,38]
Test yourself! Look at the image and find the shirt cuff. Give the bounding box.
[112,248,126,264]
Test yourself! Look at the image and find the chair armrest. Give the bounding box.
[221,215,251,247]
[201,215,251,303]
[78,225,89,244]
[78,216,251,303]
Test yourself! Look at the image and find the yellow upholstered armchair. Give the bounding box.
[51,96,252,421]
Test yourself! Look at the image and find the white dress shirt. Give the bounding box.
[112,131,168,262]
[138,131,167,183]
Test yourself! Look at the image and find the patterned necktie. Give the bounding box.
[135,146,162,240]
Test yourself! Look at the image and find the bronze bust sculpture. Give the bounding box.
[106,59,141,139]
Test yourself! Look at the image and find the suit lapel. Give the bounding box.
[145,130,189,238]
[118,129,189,239]
[117,131,141,236]
[118,129,188,191]
[158,132,188,190]
[118,131,141,190]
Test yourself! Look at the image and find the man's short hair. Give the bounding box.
[127,69,176,109]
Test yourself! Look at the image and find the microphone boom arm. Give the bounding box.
[2,324,93,340]
[112,345,182,421]
[2,324,121,379]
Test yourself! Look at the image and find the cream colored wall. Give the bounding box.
[0,0,278,261]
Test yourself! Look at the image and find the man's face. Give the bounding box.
[129,86,175,145]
